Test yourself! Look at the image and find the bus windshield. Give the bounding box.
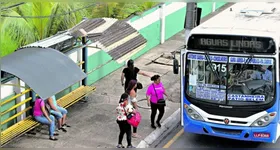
[186,53,275,106]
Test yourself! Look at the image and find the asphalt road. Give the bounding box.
[154,124,280,148]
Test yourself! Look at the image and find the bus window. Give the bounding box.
[186,53,275,106]
[187,53,227,104]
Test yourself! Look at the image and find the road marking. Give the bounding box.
[163,128,184,148]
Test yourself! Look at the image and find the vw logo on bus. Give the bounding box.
[224,118,230,125]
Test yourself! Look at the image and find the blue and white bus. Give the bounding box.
[173,2,280,143]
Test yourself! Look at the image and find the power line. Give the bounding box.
[1,3,96,18]
[1,2,25,11]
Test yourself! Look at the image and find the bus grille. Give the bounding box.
[208,118,247,125]
[211,127,242,135]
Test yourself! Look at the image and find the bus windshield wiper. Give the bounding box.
[204,52,222,89]
[236,54,254,78]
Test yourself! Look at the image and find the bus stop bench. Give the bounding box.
[57,85,96,108]
[0,85,96,147]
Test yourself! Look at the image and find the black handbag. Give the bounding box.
[137,82,143,89]
[152,84,166,106]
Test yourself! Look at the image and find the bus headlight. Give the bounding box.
[251,112,277,127]
[184,103,204,121]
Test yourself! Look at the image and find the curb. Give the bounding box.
[136,108,181,148]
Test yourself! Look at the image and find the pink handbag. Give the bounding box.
[126,111,142,127]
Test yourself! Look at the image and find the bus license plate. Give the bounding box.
[253,132,270,138]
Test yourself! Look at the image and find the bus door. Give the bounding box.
[181,50,187,126]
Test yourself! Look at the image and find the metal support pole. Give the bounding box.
[80,36,89,103]
[181,2,197,126]
[25,90,37,135]
[184,2,197,45]
[31,91,36,102]
[82,36,88,86]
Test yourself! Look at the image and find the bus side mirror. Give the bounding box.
[173,58,179,74]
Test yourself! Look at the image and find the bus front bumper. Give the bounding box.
[184,118,278,143]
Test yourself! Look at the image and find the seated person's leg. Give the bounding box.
[34,115,58,140]
[57,106,71,127]
[50,110,67,132]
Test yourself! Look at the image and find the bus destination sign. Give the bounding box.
[187,34,276,53]
[199,38,263,49]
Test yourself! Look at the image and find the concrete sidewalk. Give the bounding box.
[4,31,184,148]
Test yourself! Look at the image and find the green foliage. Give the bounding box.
[0,2,158,57]
[89,2,158,19]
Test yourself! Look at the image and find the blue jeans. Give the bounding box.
[50,106,68,119]
[34,115,55,137]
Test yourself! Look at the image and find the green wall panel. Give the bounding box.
[165,7,186,40]
[130,6,159,23]
[130,20,161,59]
[216,2,227,10]
[87,50,113,72]
[198,2,215,18]
[87,61,122,85]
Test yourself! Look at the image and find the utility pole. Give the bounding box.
[181,2,197,126]
[184,2,197,45]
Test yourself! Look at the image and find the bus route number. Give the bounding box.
[211,63,227,73]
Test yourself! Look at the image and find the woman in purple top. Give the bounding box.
[146,75,169,129]
[33,98,58,140]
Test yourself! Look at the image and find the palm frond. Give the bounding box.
[46,2,87,36]
[1,10,38,46]
[45,2,60,37]
[31,2,53,39]
[0,33,19,57]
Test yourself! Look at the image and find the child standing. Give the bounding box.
[116,93,136,148]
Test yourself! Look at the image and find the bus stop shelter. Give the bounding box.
[1,47,87,100]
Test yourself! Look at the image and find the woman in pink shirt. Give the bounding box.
[33,97,58,140]
[146,75,169,129]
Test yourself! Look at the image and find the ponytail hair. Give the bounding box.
[127,59,134,70]
[151,75,160,81]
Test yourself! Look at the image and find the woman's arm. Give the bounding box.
[162,85,169,100]
[41,105,52,123]
[138,70,151,77]
[132,102,138,109]
[121,73,125,86]
[126,104,135,114]
[47,98,59,112]
[146,85,152,106]
[129,90,138,109]
[146,95,151,106]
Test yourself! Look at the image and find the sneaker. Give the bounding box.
[127,145,136,148]
[151,124,156,129]
[116,144,125,148]
[59,127,67,132]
